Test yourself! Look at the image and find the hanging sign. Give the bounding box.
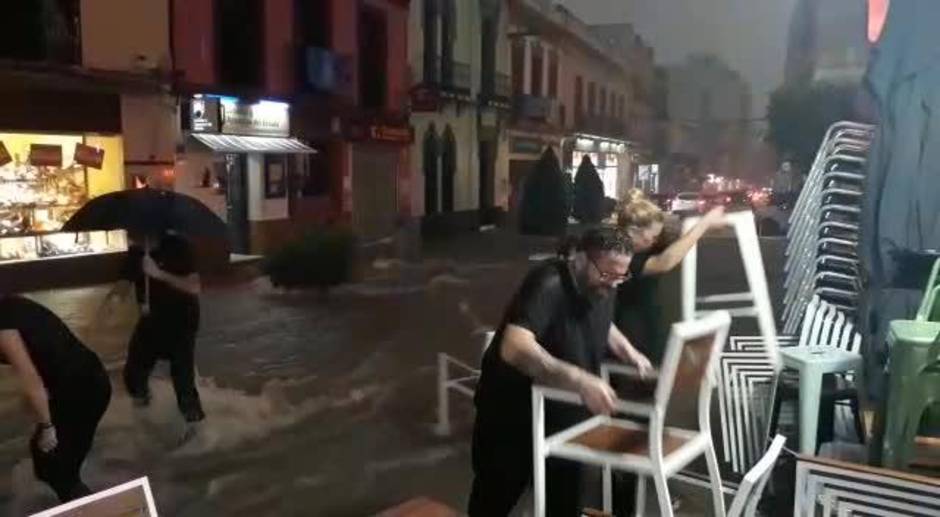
[74,143,105,169]
[29,144,63,167]
[0,141,10,167]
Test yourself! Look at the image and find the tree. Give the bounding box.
[572,155,606,224]
[519,148,570,236]
[766,83,858,173]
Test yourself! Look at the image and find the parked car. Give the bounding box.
[708,190,751,210]
[647,193,674,212]
[671,192,703,214]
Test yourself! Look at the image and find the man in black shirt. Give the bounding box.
[469,227,653,516]
[120,232,205,438]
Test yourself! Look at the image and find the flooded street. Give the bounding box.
[0,231,784,516]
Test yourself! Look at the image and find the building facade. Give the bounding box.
[664,54,753,191]
[505,1,646,218]
[408,0,512,234]
[173,0,413,254]
[0,0,175,290]
[784,0,871,87]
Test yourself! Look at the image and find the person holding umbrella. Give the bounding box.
[0,295,111,502]
[118,231,206,439]
[64,187,227,441]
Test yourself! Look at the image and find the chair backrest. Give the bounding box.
[917,259,940,320]
[655,311,732,435]
[798,296,861,353]
[918,285,940,323]
[728,434,786,517]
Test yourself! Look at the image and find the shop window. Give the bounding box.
[441,126,456,213]
[0,132,126,262]
[423,125,440,215]
[218,0,264,87]
[264,155,288,199]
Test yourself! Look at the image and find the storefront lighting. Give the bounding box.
[576,137,594,151]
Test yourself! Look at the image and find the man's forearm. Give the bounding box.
[510,344,585,391]
[154,271,200,295]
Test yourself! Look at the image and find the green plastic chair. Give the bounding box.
[881,323,940,469]
[878,259,940,469]
[916,259,940,321]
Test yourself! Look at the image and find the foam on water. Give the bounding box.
[3,373,382,514]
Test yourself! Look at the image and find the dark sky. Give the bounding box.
[558,0,799,113]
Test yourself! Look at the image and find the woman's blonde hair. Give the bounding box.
[617,189,665,230]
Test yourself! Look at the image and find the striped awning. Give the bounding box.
[190,134,316,154]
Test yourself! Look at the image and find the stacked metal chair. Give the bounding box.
[781,121,876,335]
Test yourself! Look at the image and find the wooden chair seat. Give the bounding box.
[569,424,691,458]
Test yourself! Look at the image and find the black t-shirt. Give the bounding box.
[615,251,675,364]
[474,260,615,436]
[0,296,96,391]
[124,235,199,322]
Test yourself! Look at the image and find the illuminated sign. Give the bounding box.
[191,95,290,137]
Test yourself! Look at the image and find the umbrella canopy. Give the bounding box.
[62,187,227,240]
[859,0,940,401]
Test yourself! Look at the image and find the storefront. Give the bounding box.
[178,94,315,255]
[0,131,127,265]
[563,133,632,200]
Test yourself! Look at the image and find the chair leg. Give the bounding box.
[634,475,646,517]
[652,469,674,517]
[850,395,866,444]
[603,465,612,514]
[705,443,727,517]
[768,389,784,439]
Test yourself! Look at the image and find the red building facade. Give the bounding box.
[171,0,413,254]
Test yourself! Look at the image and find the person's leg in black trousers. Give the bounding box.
[167,329,205,423]
[123,317,159,405]
[32,357,112,502]
[468,423,530,516]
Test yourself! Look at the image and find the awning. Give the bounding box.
[190,134,316,154]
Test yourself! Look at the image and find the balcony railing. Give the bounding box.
[514,94,555,122]
[301,46,353,94]
[441,60,471,93]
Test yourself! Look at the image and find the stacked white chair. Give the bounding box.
[781,121,876,335]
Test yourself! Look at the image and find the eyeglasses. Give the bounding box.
[588,256,631,283]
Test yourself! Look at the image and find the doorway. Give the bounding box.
[223,153,250,254]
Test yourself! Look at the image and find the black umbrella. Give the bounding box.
[62,187,227,239]
[62,187,228,312]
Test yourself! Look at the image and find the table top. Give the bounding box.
[779,346,863,371]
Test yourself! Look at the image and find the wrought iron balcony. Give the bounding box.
[514,94,555,122]
[441,59,471,93]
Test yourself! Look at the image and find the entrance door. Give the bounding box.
[224,153,250,254]
[352,145,399,241]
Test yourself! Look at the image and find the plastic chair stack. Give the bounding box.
[781,121,876,336]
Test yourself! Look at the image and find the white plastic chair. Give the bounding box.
[531,311,732,517]
[435,330,495,435]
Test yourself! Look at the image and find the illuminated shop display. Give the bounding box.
[0,132,127,263]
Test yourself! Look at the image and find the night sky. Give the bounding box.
[557,0,799,114]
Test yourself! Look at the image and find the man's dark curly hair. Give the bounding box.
[575,226,633,257]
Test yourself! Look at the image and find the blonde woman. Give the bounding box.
[615,189,726,361]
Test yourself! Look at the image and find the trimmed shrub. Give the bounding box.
[263,226,356,291]
[519,148,570,236]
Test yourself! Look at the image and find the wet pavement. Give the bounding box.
[0,229,785,516]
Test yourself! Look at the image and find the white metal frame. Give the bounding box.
[532,311,732,517]
[435,330,494,435]
[782,121,874,335]
[30,477,158,517]
[794,456,940,517]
